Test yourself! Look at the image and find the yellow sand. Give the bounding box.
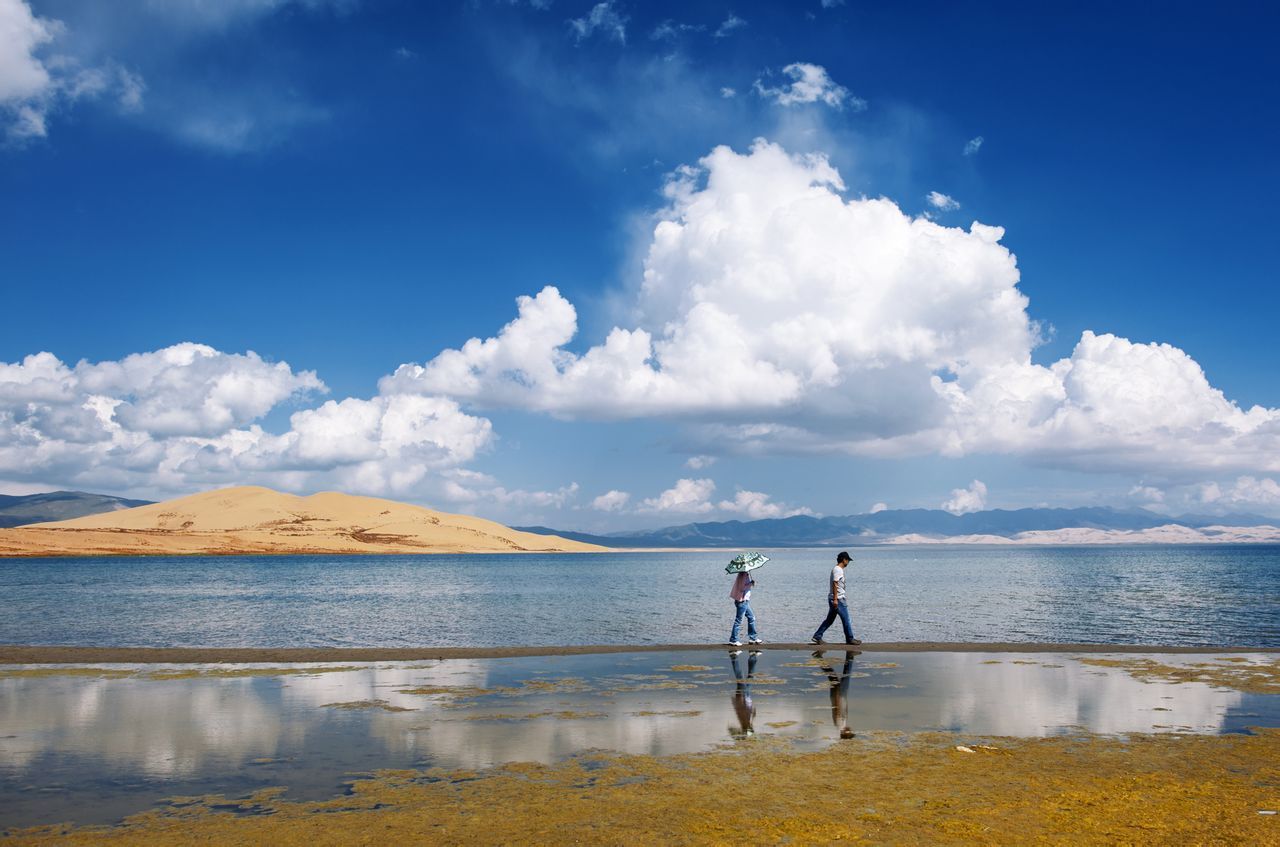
[0,486,604,556]
[9,730,1278,845]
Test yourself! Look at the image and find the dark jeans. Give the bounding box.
[813,599,854,642]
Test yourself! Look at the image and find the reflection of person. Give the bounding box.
[810,551,861,646]
[727,570,762,647]
[814,650,855,739]
[728,648,760,738]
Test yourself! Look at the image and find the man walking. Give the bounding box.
[810,551,862,646]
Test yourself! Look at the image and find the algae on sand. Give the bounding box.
[322,699,415,712]
[10,729,1279,845]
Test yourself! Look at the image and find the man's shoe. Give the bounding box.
[749,638,763,645]
[728,648,743,656]
[809,637,824,645]
[845,639,863,646]
[727,640,743,647]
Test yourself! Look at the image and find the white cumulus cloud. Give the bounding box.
[82,343,325,438]
[12,136,1278,503]
[685,455,716,469]
[754,63,862,110]
[0,0,146,140]
[717,489,813,519]
[1128,485,1165,505]
[650,19,703,40]
[381,138,1280,479]
[0,0,55,105]
[0,344,501,502]
[0,0,359,148]
[435,470,578,514]
[591,489,631,511]
[927,190,960,211]
[568,0,627,44]
[964,136,984,156]
[633,478,810,519]
[942,480,987,515]
[1,343,323,439]
[1199,476,1280,509]
[714,14,746,38]
[640,477,716,513]
[385,139,1037,426]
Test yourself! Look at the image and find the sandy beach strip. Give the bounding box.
[2,641,1277,664]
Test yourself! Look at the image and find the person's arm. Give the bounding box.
[830,572,838,605]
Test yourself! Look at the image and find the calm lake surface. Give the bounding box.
[1,546,1277,647]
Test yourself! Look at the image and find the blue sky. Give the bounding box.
[3,0,1279,527]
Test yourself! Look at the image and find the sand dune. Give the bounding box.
[0,486,607,557]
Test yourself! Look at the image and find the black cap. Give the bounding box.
[837,551,851,563]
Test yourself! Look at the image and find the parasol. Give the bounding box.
[725,551,769,574]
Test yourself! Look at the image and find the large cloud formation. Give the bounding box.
[0,343,493,498]
[385,139,1280,478]
[6,139,1278,514]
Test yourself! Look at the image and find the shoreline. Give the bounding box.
[3,641,1278,664]
[5,542,1280,558]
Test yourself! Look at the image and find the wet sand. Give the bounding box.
[3,642,1278,664]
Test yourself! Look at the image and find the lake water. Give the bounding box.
[1,546,1277,647]
[3,650,1277,828]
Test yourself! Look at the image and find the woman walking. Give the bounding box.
[728,569,762,647]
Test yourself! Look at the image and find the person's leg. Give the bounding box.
[813,603,838,641]
[837,601,855,642]
[744,600,758,640]
[730,600,747,643]
[746,650,759,677]
[730,650,744,680]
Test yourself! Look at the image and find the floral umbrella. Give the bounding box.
[725,552,770,574]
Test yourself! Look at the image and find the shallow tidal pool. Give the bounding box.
[2,650,1278,831]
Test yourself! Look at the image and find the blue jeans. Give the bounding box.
[730,599,758,642]
[813,599,854,642]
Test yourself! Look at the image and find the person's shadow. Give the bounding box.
[728,649,760,738]
[813,650,856,739]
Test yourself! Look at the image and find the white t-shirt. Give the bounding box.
[829,565,846,601]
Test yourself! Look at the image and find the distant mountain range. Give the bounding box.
[5,492,1277,547]
[517,506,1279,548]
[0,491,154,528]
